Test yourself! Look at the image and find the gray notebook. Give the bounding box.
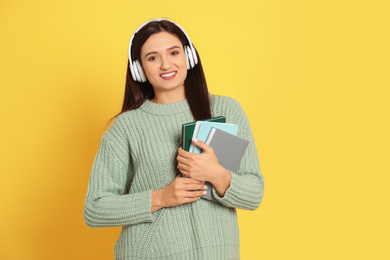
[202,127,249,201]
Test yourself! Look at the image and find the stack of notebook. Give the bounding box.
[181,117,249,201]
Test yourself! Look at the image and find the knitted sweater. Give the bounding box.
[84,95,264,260]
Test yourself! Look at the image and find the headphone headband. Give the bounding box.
[128,18,198,82]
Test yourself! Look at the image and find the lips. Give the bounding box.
[160,71,177,80]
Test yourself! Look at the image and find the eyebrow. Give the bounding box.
[144,45,182,58]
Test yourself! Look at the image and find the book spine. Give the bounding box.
[205,127,217,145]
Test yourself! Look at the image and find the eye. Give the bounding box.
[148,56,158,61]
[171,51,179,56]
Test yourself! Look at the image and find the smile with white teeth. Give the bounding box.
[161,72,176,77]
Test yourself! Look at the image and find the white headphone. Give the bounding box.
[128,18,199,82]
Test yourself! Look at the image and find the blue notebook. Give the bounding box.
[190,122,239,154]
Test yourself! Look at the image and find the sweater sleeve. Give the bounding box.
[212,99,265,210]
[84,134,153,228]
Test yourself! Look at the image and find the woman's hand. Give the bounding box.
[151,176,207,213]
[177,139,232,197]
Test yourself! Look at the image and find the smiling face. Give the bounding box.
[140,31,188,100]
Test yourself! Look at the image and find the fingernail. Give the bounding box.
[192,138,198,142]
[204,185,208,189]
[203,191,207,194]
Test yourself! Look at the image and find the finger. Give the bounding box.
[192,138,212,153]
[176,169,189,178]
[184,183,207,191]
[177,162,189,171]
[180,177,203,185]
[179,169,189,178]
[185,190,207,198]
[176,154,189,165]
[178,147,192,159]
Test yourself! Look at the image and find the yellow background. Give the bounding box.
[1,0,389,259]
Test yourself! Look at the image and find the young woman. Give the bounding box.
[84,18,264,260]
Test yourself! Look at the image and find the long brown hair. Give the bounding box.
[113,20,211,122]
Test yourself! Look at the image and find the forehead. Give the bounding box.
[141,31,183,54]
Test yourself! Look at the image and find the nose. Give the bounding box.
[160,56,171,70]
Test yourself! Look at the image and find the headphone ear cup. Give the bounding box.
[184,47,190,70]
[185,46,195,69]
[132,60,141,82]
[190,46,198,65]
[130,60,137,81]
[135,60,147,82]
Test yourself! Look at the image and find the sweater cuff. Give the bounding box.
[212,172,240,205]
[212,172,262,210]
[129,190,153,224]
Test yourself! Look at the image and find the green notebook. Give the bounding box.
[181,116,226,151]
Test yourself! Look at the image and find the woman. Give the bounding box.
[84,18,264,260]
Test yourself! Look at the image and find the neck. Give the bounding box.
[151,87,186,104]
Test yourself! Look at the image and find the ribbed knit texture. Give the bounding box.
[84,95,264,260]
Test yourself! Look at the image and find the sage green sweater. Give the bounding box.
[84,95,264,260]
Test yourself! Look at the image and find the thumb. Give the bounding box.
[192,138,212,153]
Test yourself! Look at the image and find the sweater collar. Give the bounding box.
[139,99,191,116]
